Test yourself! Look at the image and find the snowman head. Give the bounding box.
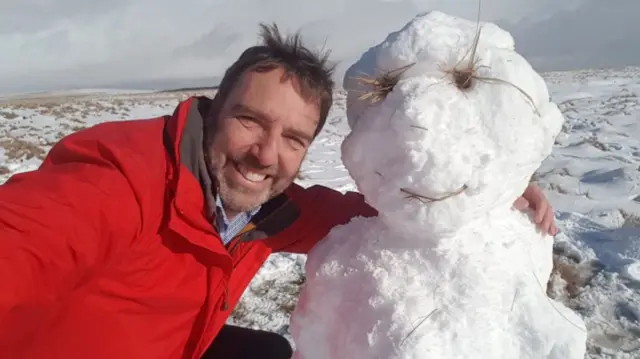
[341,11,564,236]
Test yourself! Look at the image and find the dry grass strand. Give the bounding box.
[433,0,541,116]
[449,3,483,90]
[473,75,541,115]
[351,62,416,104]
[528,252,587,333]
[411,124,429,132]
[400,308,439,347]
[400,185,468,204]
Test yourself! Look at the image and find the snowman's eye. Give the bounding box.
[354,62,415,104]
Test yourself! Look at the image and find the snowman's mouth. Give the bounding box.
[400,185,468,204]
[374,169,468,204]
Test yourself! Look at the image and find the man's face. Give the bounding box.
[207,67,320,218]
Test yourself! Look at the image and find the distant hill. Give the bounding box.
[157,85,219,93]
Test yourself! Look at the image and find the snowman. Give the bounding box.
[289,11,587,359]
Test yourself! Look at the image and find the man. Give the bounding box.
[0,24,557,359]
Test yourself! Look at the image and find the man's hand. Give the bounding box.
[513,182,558,236]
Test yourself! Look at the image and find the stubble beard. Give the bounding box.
[217,170,272,214]
[208,152,276,215]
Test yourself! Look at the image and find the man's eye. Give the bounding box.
[238,116,257,127]
[286,136,305,150]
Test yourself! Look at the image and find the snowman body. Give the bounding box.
[290,11,587,359]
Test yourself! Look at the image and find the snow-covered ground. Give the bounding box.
[1,67,640,358]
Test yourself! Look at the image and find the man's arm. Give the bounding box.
[0,133,144,340]
[276,184,376,254]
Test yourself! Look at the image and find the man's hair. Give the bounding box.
[213,23,336,137]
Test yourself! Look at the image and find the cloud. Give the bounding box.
[2,0,633,94]
[506,0,640,71]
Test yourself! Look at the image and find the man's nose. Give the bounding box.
[250,132,278,167]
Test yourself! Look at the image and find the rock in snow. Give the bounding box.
[290,11,588,359]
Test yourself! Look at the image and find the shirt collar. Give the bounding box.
[215,193,261,227]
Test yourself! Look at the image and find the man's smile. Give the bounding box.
[231,161,272,189]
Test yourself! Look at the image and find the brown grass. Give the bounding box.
[229,272,306,329]
[546,254,591,299]
[0,110,20,120]
[351,62,416,104]
[0,135,46,161]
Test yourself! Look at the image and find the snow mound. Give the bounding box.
[290,11,587,359]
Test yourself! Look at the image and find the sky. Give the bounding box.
[1,0,638,94]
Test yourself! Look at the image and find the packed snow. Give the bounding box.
[290,11,586,359]
[1,55,640,359]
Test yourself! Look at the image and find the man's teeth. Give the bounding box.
[245,171,266,182]
[238,164,267,182]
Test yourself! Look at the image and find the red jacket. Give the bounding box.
[0,96,377,359]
